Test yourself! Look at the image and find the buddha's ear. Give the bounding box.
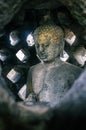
[60,50,63,57]
[60,41,65,57]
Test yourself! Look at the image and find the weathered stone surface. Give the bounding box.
[59,0,86,26]
[0,58,86,130]
[0,0,86,30]
[0,0,86,129]
[23,0,61,9]
[24,0,86,27]
[0,0,27,30]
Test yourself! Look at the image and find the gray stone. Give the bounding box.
[0,0,27,30]
[26,24,82,107]
[24,0,86,27]
[27,61,82,107]
[51,69,86,122]
[0,66,86,130]
[59,0,86,26]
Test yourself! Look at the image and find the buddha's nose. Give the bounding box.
[39,45,44,52]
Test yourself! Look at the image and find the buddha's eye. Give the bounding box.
[45,43,49,47]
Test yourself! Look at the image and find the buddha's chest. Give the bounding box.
[32,66,71,102]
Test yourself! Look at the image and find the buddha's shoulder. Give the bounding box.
[29,62,83,75]
[30,63,44,71]
[59,62,83,74]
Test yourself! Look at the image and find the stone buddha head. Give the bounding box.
[34,24,64,63]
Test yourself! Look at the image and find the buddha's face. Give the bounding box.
[34,25,64,62]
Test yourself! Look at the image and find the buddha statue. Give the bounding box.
[25,24,82,107]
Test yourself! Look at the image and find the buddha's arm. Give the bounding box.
[26,68,33,98]
[26,67,37,102]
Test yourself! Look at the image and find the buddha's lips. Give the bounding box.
[39,54,47,59]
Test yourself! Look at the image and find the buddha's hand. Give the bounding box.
[24,92,37,106]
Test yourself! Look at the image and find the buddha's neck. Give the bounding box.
[41,58,64,68]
